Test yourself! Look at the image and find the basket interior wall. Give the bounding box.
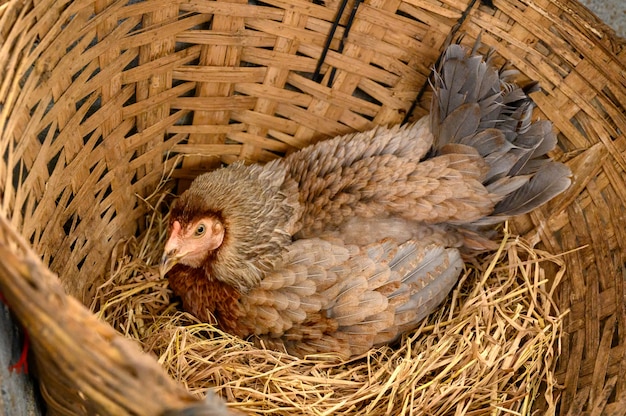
[1,0,626,414]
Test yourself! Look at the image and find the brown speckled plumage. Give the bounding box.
[161,43,571,359]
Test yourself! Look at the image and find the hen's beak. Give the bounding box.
[161,220,182,278]
[159,250,179,278]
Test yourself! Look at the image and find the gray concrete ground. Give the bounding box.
[578,0,625,38]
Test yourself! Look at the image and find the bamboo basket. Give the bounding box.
[0,0,625,414]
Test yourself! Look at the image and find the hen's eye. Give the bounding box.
[194,224,206,236]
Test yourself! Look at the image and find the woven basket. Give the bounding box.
[1,0,625,414]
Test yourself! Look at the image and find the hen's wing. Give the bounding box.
[237,237,462,359]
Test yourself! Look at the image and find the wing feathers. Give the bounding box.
[247,238,463,358]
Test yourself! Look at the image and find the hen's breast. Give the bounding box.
[167,264,245,336]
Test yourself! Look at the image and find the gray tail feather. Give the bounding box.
[430,42,571,226]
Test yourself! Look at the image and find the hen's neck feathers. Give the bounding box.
[172,161,300,292]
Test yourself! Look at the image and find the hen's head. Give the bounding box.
[160,161,301,292]
[161,212,225,269]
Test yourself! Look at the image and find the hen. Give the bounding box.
[160,43,571,359]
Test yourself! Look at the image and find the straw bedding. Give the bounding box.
[90,188,566,414]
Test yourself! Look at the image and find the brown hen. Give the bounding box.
[160,43,571,359]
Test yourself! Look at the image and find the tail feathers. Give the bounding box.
[436,103,480,145]
[431,42,571,224]
[483,162,571,225]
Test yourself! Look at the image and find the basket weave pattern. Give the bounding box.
[1,0,625,414]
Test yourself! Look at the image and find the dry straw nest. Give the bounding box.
[0,0,625,415]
